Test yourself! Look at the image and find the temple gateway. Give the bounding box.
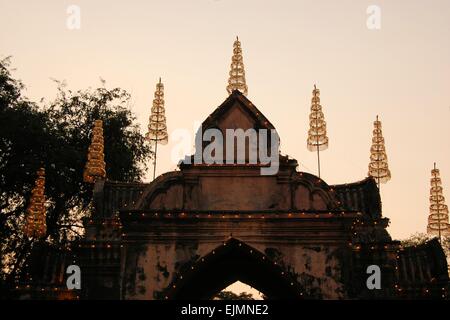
[16,39,449,300]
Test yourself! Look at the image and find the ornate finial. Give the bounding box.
[147,79,169,179]
[368,116,391,185]
[307,85,328,177]
[226,37,248,96]
[83,120,106,183]
[147,79,168,145]
[427,163,449,241]
[24,168,47,238]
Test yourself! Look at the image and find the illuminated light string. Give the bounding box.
[24,168,47,238]
[83,120,106,184]
[392,248,448,299]
[119,211,358,220]
[349,219,393,252]
[226,37,248,96]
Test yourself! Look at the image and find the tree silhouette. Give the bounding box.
[214,290,255,300]
[0,57,152,290]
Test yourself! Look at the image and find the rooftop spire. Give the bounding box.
[307,84,329,178]
[427,163,450,242]
[83,120,106,183]
[147,78,168,179]
[24,167,47,238]
[226,37,248,96]
[368,115,391,187]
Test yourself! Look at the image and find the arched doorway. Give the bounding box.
[166,238,304,300]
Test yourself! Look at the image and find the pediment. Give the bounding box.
[201,90,275,132]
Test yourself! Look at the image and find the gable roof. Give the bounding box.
[201,90,276,131]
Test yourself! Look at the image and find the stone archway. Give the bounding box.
[74,91,449,301]
[166,238,304,300]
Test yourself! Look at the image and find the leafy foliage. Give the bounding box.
[400,232,435,247]
[214,290,255,300]
[0,57,152,283]
[401,232,450,272]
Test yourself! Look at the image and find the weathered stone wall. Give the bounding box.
[135,167,337,213]
[119,216,357,300]
[123,241,347,300]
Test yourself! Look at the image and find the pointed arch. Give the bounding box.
[165,238,304,300]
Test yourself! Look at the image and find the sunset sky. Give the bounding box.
[1,0,449,242]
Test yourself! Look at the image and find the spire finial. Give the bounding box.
[226,37,248,96]
[427,163,450,241]
[24,167,47,238]
[83,120,106,183]
[307,84,328,178]
[147,79,169,179]
[368,115,391,186]
[147,80,168,145]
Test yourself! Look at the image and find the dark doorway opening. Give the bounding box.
[167,238,303,300]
